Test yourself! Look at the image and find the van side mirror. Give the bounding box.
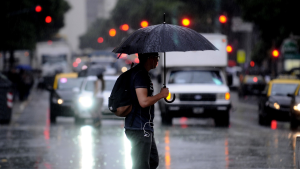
[157,74,161,84]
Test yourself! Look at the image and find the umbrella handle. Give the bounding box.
[163,85,175,103]
[164,95,175,103]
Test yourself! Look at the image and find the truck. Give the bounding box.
[157,33,232,127]
[34,40,72,88]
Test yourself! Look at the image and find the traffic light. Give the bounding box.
[109,29,116,37]
[120,24,129,31]
[35,5,42,12]
[272,49,279,57]
[226,45,232,53]
[97,37,104,43]
[219,15,227,24]
[45,16,52,23]
[250,61,255,67]
[181,18,190,27]
[140,21,148,28]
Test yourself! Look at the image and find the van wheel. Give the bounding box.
[214,111,229,127]
[161,113,172,126]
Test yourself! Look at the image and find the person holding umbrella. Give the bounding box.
[125,52,169,169]
[113,14,218,168]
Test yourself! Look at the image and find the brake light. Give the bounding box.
[253,77,258,82]
[225,92,230,100]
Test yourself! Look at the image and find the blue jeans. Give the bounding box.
[125,130,159,169]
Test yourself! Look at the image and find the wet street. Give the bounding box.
[0,87,299,169]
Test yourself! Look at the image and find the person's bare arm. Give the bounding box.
[136,88,169,108]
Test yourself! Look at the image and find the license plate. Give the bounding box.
[193,107,204,114]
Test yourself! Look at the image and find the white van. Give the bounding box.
[157,34,232,127]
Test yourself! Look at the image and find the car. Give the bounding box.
[258,78,300,126]
[0,73,13,124]
[238,75,266,98]
[288,83,300,129]
[72,76,104,124]
[100,75,120,118]
[48,72,84,123]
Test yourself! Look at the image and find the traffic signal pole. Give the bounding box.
[214,0,221,33]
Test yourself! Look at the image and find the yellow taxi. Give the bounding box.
[258,78,300,126]
[48,73,84,123]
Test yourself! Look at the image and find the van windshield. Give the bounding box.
[169,70,223,85]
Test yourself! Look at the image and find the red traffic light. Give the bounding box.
[120,24,129,31]
[45,16,52,23]
[219,15,227,24]
[97,37,104,43]
[182,18,190,27]
[226,45,232,53]
[35,5,42,12]
[141,21,148,28]
[250,61,255,67]
[272,49,279,57]
[109,29,116,37]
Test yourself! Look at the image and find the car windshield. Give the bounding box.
[271,83,298,96]
[168,70,223,85]
[57,77,83,90]
[105,79,116,91]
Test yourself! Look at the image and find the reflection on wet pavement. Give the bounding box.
[0,90,299,169]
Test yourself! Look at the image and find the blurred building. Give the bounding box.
[59,0,118,53]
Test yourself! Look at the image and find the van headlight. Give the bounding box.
[78,97,93,108]
[217,92,230,100]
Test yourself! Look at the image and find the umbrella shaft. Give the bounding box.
[164,52,166,86]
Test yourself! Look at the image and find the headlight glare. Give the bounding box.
[78,97,93,108]
[293,104,300,111]
[268,102,280,110]
[57,99,63,104]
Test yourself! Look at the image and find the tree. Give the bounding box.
[236,0,300,63]
[0,0,70,69]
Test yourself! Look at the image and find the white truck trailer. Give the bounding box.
[34,40,72,88]
[34,40,72,76]
[157,33,232,127]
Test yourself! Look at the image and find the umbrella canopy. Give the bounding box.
[112,23,218,55]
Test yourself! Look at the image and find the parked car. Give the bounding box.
[47,72,84,123]
[72,76,103,125]
[238,75,266,98]
[258,78,300,126]
[0,73,13,124]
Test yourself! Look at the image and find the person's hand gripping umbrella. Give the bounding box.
[112,14,218,103]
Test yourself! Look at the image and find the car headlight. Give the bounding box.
[217,92,230,100]
[78,96,93,108]
[267,101,280,110]
[52,96,63,104]
[293,104,300,111]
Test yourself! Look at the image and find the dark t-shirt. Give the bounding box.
[124,64,154,132]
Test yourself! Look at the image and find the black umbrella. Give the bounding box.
[112,14,218,103]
